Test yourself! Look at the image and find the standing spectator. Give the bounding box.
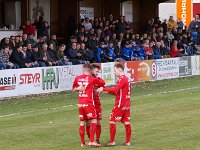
[177,18,184,33]
[161,19,168,34]
[167,16,178,31]
[116,16,126,34]
[22,19,36,36]
[36,16,50,39]
[84,17,92,33]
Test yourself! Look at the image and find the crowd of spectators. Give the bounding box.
[0,14,200,70]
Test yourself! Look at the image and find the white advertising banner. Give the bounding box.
[157,58,179,80]
[191,56,200,75]
[0,69,18,98]
[18,68,42,95]
[59,65,83,91]
[101,62,115,86]
[80,7,94,20]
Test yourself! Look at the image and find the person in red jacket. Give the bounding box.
[22,20,36,37]
[170,40,184,57]
[97,63,132,146]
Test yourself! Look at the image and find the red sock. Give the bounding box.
[96,124,101,141]
[86,125,90,139]
[89,123,97,142]
[79,126,85,144]
[110,123,116,143]
[125,124,132,143]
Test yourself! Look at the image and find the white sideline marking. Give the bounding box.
[0,86,199,119]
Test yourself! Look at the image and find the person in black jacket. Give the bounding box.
[32,45,46,67]
[10,45,31,68]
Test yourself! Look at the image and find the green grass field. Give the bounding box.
[0,76,200,150]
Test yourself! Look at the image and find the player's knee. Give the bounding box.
[80,121,85,126]
[124,122,130,125]
[109,121,116,124]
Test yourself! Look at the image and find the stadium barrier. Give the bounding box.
[0,56,200,99]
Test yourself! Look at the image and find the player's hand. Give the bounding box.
[96,87,103,93]
[77,85,85,92]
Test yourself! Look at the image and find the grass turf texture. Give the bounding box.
[0,76,200,150]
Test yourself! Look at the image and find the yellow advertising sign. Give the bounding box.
[176,0,193,27]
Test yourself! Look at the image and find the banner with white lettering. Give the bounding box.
[179,56,192,77]
[157,58,179,80]
[0,69,18,98]
[101,62,115,86]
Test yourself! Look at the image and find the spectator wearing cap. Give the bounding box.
[122,41,132,61]
[96,42,106,63]
[0,46,18,69]
[32,45,46,67]
[10,45,31,68]
[104,42,116,62]
[56,44,72,65]
[22,19,36,36]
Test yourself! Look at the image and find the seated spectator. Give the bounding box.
[32,45,46,67]
[10,45,31,68]
[26,43,39,67]
[48,43,58,65]
[104,42,116,62]
[115,40,122,58]
[170,40,184,57]
[39,43,55,66]
[122,41,132,61]
[96,42,106,63]
[0,46,18,69]
[153,42,163,59]
[160,40,170,57]
[68,42,85,65]
[144,41,155,60]
[79,43,94,63]
[27,33,37,47]
[56,44,72,65]
[49,34,58,50]
[22,34,28,45]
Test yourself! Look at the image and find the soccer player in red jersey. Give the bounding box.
[73,63,105,147]
[97,63,132,146]
[85,64,103,144]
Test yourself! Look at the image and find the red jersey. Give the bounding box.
[73,74,105,105]
[103,75,131,108]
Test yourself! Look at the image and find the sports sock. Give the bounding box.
[89,123,97,142]
[86,124,90,139]
[96,124,101,141]
[109,123,116,143]
[79,126,85,144]
[125,124,132,143]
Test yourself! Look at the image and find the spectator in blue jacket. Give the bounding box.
[96,42,106,63]
[104,42,116,62]
[122,41,132,61]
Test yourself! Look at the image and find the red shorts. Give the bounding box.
[95,106,102,121]
[78,104,97,121]
[110,107,130,123]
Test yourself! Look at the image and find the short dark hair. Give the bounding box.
[115,63,124,71]
[90,64,100,70]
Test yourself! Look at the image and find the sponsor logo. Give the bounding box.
[19,73,40,85]
[42,68,59,90]
[0,75,16,91]
[151,61,157,78]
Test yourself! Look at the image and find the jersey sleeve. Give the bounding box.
[72,77,78,90]
[103,77,126,94]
